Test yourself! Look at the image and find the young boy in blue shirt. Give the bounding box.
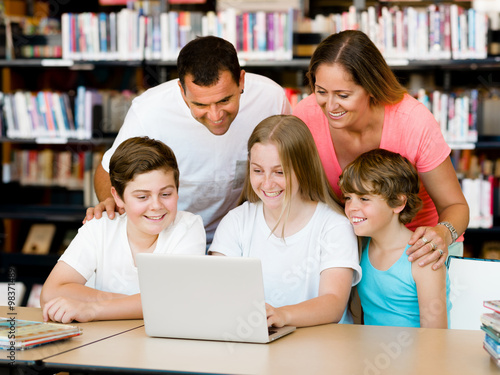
[339,149,450,328]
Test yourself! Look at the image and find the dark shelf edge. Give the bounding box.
[465,227,500,234]
[0,205,86,222]
[0,56,498,69]
[0,137,116,145]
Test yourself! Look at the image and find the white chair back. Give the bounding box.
[447,256,500,330]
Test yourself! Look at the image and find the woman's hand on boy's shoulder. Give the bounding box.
[406,226,448,270]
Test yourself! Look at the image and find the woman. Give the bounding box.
[209,115,361,327]
[293,30,469,269]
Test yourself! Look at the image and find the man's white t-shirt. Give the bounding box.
[59,211,206,295]
[209,201,361,322]
[101,73,291,243]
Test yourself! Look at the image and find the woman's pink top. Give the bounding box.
[293,93,451,232]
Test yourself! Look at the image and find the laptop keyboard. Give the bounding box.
[268,328,278,336]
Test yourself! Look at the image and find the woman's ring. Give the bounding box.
[430,242,437,250]
[437,249,444,256]
[422,237,429,244]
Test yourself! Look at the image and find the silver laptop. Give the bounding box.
[136,254,295,344]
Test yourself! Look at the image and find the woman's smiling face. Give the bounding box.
[314,63,373,131]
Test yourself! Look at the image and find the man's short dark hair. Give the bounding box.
[177,36,241,90]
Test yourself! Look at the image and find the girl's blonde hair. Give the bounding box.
[240,115,344,238]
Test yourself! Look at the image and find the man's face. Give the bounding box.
[179,70,245,136]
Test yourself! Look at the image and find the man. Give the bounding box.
[87,36,291,244]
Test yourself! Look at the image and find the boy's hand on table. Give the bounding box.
[43,296,98,324]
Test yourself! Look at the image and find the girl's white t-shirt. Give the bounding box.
[209,201,361,309]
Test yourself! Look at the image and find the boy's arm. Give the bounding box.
[40,261,126,306]
[42,294,143,323]
[41,261,142,323]
[266,267,353,327]
[412,262,449,328]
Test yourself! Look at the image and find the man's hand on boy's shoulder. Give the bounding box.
[83,197,124,224]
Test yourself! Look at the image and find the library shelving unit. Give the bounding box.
[1,0,499,304]
[0,52,146,299]
[0,135,117,304]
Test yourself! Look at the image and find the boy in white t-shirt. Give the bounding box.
[40,137,206,323]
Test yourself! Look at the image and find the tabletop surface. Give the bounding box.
[44,320,499,375]
[0,306,144,364]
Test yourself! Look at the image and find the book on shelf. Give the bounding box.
[21,223,56,255]
[2,147,105,191]
[284,87,307,110]
[305,3,487,62]
[416,88,479,147]
[0,2,492,63]
[461,176,494,229]
[99,0,129,4]
[1,87,136,141]
[83,89,103,139]
[3,91,76,140]
[455,149,500,229]
[83,150,103,207]
[74,87,138,139]
[61,8,296,61]
[4,16,62,60]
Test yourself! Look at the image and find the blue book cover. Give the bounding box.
[35,92,48,136]
[75,86,86,138]
[61,93,76,133]
[99,13,108,53]
[485,332,500,352]
[58,94,71,133]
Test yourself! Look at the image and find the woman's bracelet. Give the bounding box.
[437,221,459,243]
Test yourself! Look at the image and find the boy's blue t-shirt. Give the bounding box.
[357,240,451,327]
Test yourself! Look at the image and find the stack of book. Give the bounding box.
[415,88,479,147]
[302,4,488,61]
[451,151,500,230]
[3,91,75,140]
[0,88,137,141]
[61,8,296,61]
[480,300,500,368]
